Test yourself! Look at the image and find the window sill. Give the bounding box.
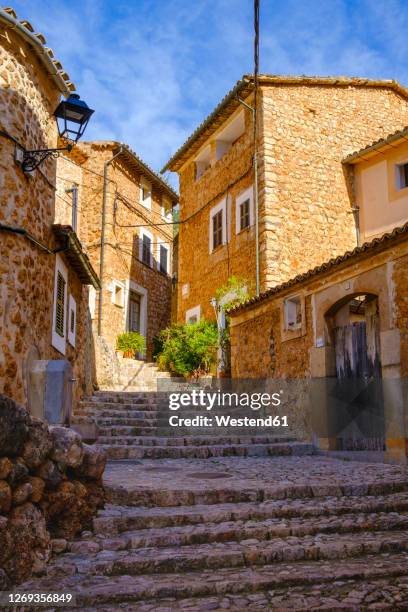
[236,225,252,235]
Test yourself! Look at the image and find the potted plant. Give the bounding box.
[116,331,146,359]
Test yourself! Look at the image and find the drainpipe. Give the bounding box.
[98,146,123,336]
[236,96,260,296]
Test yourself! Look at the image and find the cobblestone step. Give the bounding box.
[19,552,408,607]
[48,529,408,576]
[93,492,408,533]
[82,511,408,552]
[78,409,159,419]
[76,573,408,610]
[95,435,297,446]
[100,442,314,461]
[80,402,160,411]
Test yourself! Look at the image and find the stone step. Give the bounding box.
[95,435,297,446]
[22,552,408,606]
[80,402,160,412]
[100,442,314,461]
[93,491,408,534]
[78,409,158,425]
[78,408,159,419]
[106,477,408,508]
[87,394,164,404]
[76,572,408,610]
[89,419,157,431]
[84,510,408,552]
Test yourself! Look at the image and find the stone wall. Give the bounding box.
[57,143,174,361]
[0,394,106,587]
[175,82,408,324]
[177,107,256,323]
[0,20,93,409]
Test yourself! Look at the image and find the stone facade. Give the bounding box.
[229,228,408,462]
[56,142,177,368]
[164,76,408,324]
[0,8,97,411]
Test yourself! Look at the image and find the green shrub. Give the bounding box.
[157,320,218,377]
[116,331,145,358]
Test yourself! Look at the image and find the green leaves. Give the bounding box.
[116,332,146,357]
[157,320,218,377]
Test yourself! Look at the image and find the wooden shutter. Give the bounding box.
[55,271,66,337]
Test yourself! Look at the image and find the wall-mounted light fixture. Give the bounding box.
[15,94,94,173]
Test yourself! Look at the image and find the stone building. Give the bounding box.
[56,142,177,372]
[229,130,408,462]
[0,7,99,414]
[162,75,408,324]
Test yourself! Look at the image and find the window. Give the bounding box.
[52,255,68,354]
[240,199,250,230]
[396,163,408,190]
[139,229,153,267]
[235,186,254,233]
[65,184,79,231]
[209,198,228,252]
[194,145,211,180]
[111,280,125,308]
[284,296,302,330]
[128,291,141,332]
[159,243,169,274]
[212,210,223,249]
[161,196,173,222]
[185,305,201,324]
[140,179,152,209]
[68,295,76,347]
[214,111,245,162]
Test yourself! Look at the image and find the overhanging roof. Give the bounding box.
[0,7,75,94]
[53,225,100,289]
[343,126,408,164]
[162,74,408,173]
[230,221,408,316]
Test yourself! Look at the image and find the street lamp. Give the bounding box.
[18,93,94,173]
[54,94,94,142]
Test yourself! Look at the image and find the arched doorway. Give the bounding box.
[325,293,385,451]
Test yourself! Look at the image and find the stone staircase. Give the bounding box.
[20,454,408,609]
[73,390,314,461]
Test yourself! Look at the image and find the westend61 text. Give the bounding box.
[169,415,288,427]
[168,390,282,411]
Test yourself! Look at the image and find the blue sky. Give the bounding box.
[11,0,408,185]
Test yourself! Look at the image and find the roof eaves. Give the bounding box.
[230,221,408,316]
[162,74,408,174]
[0,7,75,94]
[343,126,408,164]
[161,77,253,173]
[115,143,179,201]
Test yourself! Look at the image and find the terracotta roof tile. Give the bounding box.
[343,126,408,164]
[0,6,75,94]
[162,74,408,173]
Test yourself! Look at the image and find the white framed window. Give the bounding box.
[139,228,154,267]
[215,110,245,162]
[284,295,302,330]
[396,162,408,190]
[68,295,77,347]
[140,178,152,209]
[236,186,254,233]
[186,305,201,324]
[209,198,227,252]
[157,239,170,275]
[52,254,68,355]
[110,280,125,308]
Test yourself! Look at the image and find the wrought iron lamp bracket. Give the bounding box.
[19,143,73,173]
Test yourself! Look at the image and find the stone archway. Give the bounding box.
[324,293,385,451]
